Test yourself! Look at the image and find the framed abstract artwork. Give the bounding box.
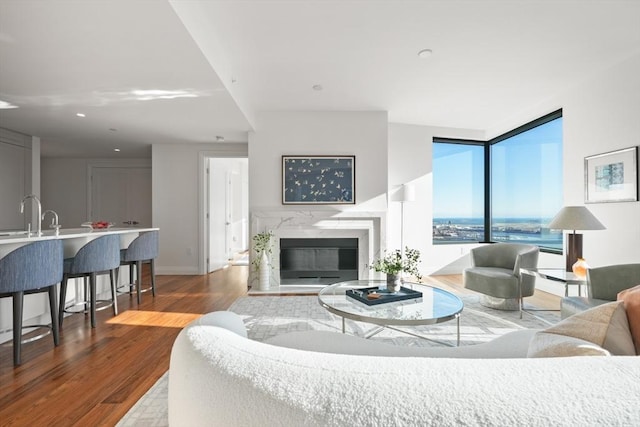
[282,155,355,204]
[585,146,638,203]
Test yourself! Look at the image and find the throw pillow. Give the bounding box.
[618,284,640,355]
[527,301,635,357]
[527,333,611,357]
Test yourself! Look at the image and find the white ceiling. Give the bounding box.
[1,0,639,158]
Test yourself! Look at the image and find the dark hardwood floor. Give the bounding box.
[0,267,558,426]
[0,263,249,426]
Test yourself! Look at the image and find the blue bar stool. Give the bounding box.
[59,234,120,328]
[119,231,159,305]
[0,240,63,366]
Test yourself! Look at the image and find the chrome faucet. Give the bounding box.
[42,209,61,235]
[20,194,42,237]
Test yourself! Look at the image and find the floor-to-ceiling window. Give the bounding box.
[491,111,563,250]
[432,110,563,251]
[432,140,485,243]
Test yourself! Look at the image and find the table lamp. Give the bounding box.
[548,206,605,272]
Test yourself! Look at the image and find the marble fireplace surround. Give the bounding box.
[250,210,386,289]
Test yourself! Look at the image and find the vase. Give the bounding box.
[259,251,270,290]
[386,274,402,293]
[572,258,589,278]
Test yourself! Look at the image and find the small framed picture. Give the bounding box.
[282,155,355,204]
[585,146,638,203]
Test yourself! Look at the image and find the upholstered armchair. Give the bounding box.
[561,263,640,318]
[463,243,539,311]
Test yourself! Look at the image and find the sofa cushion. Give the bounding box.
[527,333,611,357]
[530,301,635,356]
[266,329,538,358]
[618,284,640,355]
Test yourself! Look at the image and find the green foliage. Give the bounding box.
[251,230,274,272]
[370,247,422,281]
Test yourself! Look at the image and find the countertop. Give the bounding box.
[0,227,159,245]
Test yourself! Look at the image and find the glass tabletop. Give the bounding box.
[318,280,464,326]
[520,268,586,283]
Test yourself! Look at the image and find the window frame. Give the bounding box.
[433,109,563,254]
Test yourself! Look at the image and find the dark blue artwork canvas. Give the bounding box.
[282,156,355,204]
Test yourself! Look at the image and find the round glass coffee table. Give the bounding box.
[318,280,464,346]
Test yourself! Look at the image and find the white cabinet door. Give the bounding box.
[90,167,152,227]
[0,143,26,230]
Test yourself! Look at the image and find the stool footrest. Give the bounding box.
[0,324,53,344]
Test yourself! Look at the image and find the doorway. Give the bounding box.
[206,157,248,272]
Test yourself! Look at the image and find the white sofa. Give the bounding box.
[169,310,640,426]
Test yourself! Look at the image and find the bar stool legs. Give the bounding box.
[118,260,156,305]
[59,269,118,329]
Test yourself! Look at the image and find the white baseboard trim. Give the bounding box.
[155,266,200,275]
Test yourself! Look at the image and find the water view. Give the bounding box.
[433,217,563,250]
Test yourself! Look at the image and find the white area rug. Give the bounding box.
[117,294,559,426]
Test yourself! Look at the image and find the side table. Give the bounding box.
[520,268,587,297]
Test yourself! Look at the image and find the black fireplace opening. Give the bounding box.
[280,238,358,285]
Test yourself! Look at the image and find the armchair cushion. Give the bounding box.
[618,284,640,355]
[464,243,539,300]
[587,263,640,300]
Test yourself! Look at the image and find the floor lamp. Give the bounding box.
[548,206,605,272]
[399,183,416,278]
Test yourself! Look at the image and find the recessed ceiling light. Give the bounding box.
[216,136,225,142]
[114,148,121,152]
[76,113,86,117]
[312,84,323,91]
[417,49,433,59]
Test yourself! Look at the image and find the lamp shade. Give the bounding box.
[548,206,606,231]
[400,183,416,203]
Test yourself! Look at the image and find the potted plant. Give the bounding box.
[370,247,422,292]
[252,230,274,290]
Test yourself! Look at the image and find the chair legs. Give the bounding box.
[60,271,118,329]
[12,291,24,366]
[150,259,156,297]
[11,287,59,366]
[48,286,60,346]
[110,269,118,316]
[89,272,97,328]
[120,259,157,304]
[59,275,68,328]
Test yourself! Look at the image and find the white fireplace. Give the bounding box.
[250,210,386,289]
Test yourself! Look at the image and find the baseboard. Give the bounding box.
[154,266,200,275]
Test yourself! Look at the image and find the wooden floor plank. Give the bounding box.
[1,263,249,426]
[0,266,558,425]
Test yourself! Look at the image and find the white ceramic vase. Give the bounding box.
[386,273,402,293]
[259,251,270,290]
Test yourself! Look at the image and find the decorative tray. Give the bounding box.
[81,221,114,230]
[346,286,422,306]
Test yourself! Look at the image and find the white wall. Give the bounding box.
[152,142,248,274]
[248,111,389,212]
[562,53,640,266]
